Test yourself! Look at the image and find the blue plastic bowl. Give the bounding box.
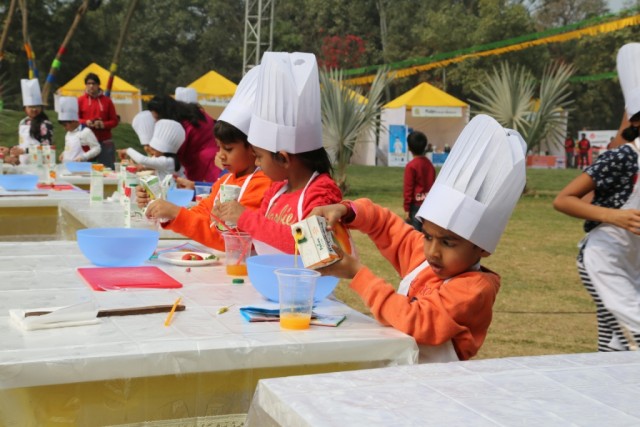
[65,162,92,173]
[167,188,195,207]
[76,228,160,267]
[0,174,39,191]
[246,254,339,302]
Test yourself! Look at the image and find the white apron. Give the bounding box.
[62,128,86,162]
[253,172,319,255]
[18,124,40,165]
[397,261,459,363]
[582,140,640,349]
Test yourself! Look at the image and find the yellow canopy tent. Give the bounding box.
[56,63,142,124]
[381,82,469,166]
[186,71,238,119]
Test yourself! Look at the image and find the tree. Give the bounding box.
[320,67,393,192]
[471,61,575,151]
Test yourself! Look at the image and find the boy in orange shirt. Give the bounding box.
[311,115,526,363]
[140,67,271,251]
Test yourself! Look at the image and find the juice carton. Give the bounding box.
[290,215,353,270]
[138,175,162,200]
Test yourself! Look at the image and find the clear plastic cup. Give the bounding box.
[222,232,252,276]
[276,268,320,330]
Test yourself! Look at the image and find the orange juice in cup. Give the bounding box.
[276,268,319,330]
[222,232,252,276]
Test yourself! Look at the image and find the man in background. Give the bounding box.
[77,73,118,169]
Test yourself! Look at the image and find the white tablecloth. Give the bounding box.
[0,241,418,425]
[247,351,640,426]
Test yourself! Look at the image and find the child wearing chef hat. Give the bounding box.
[553,43,640,352]
[213,52,342,255]
[175,87,198,104]
[142,67,271,252]
[311,114,527,363]
[57,96,101,162]
[9,79,54,165]
[122,119,185,180]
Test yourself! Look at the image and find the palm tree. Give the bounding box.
[320,67,394,192]
[471,61,575,152]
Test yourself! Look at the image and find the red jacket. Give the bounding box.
[578,138,591,153]
[77,92,118,142]
[403,156,436,212]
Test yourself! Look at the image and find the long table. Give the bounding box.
[246,351,640,426]
[0,241,418,426]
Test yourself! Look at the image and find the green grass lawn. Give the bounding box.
[2,108,595,359]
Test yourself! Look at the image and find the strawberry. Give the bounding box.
[181,253,203,261]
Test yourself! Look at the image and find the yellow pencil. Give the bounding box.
[164,297,182,326]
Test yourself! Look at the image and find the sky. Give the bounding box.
[608,0,633,12]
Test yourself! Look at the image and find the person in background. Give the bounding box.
[147,95,220,182]
[553,42,640,352]
[140,67,271,252]
[311,115,527,363]
[77,72,118,169]
[56,96,101,162]
[121,119,185,181]
[577,133,591,169]
[175,87,198,104]
[564,134,575,168]
[213,52,342,255]
[404,130,436,231]
[9,79,53,165]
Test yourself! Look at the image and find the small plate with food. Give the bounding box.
[158,251,220,267]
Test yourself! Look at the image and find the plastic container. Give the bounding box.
[246,254,339,302]
[166,188,195,207]
[76,227,160,267]
[0,174,39,191]
[64,162,93,174]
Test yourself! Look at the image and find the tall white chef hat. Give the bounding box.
[248,52,322,153]
[175,87,198,104]
[218,66,261,135]
[56,96,79,121]
[132,110,156,146]
[416,114,526,254]
[617,43,640,119]
[149,119,186,154]
[21,79,42,106]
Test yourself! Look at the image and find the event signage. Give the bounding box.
[411,106,462,118]
[388,124,408,167]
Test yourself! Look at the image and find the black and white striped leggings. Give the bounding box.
[577,256,640,351]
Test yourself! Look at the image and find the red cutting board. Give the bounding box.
[77,267,183,291]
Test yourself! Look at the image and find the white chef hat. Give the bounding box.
[248,52,322,153]
[132,110,156,146]
[617,43,640,119]
[149,119,186,154]
[218,66,260,135]
[56,96,79,121]
[21,79,42,106]
[175,87,198,104]
[416,114,526,254]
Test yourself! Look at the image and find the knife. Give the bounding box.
[24,305,186,318]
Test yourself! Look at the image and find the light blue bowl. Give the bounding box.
[0,174,38,191]
[167,188,195,207]
[65,162,92,173]
[246,254,339,302]
[76,228,160,267]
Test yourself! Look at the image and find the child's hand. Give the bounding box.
[308,203,348,229]
[58,153,64,162]
[136,185,151,208]
[318,244,362,279]
[10,146,24,156]
[213,200,245,223]
[116,149,128,160]
[175,176,195,190]
[144,199,180,221]
[610,208,640,234]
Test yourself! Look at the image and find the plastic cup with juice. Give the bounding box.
[276,268,319,330]
[222,231,252,276]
